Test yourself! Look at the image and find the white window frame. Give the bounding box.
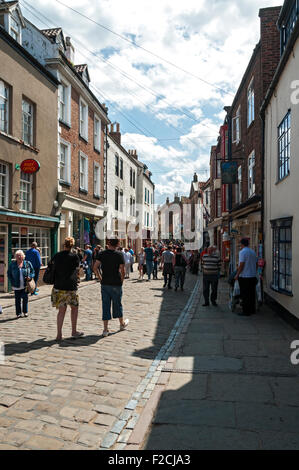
[94,115,101,152]
[9,15,21,43]
[20,171,33,212]
[232,105,241,143]
[0,80,9,134]
[94,162,101,198]
[79,97,88,141]
[59,80,71,125]
[22,99,34,146]
[0,162,9,208]
[248,151,255,198]
[79,152,88,192]
[59,139,71,184]
[236,165,242,205]
[247,78,255,127]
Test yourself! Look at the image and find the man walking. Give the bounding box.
[235,238,258,316]
[144,242,154,282]
[25,242,41,295]
[83,244,93,281]
[123,248,133,279]
[201,246,221,306]
[93,239,129,337]
[161,245,174,289]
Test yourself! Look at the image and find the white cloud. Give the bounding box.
[22,0,281,204]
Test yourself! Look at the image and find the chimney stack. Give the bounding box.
[109,122,121,145]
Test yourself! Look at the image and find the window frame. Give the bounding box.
[79,151,88,192]
[248,150,255,198]
[59,80,71,126]
[115,187,119,211]
[0,80,9,134]
[94,162,101,198]
[232,105,241,143]
[278,110,291,182]
[22,98,34,146]
[0,162,9,208]
[59,139,71,185]
[271,217,293,295]
[247,78,255,127]
[79,97,88,141]
[94,115,101,152]
[20,171,33,212]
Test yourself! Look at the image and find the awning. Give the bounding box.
[0,210,60,224]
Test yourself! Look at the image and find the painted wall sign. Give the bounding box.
[20,159,40,174]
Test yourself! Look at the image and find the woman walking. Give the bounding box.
[173,247,188,291]
[7,250,35,318]
[51,237,84,341]
[138,247,146,281]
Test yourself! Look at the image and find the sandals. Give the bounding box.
[71,331,84,339]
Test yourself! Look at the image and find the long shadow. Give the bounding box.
[133,270,199,360]
[140,281,299,450]
[4,335,103,355]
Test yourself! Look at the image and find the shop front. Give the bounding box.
[0,211,60,292]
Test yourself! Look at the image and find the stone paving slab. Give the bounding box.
[141,278,299,450]
[0,270,198,449]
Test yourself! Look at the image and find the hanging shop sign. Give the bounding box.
[20,159,40,174]
[221,161,238,184]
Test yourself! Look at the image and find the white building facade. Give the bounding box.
[262,0,299,319]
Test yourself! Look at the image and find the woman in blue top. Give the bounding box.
[7,250,35,318]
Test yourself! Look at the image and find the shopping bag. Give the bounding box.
[233,280,240,297]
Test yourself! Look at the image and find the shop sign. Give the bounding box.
[221,161,238,184]
[20,159,40,174]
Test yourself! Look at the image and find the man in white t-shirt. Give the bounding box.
[235,238,258,316]
[123,249,133,279]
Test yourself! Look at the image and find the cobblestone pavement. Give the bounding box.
[0,270,198,450]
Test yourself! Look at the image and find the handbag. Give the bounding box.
[24,261,36,294]
[43,259,55,285]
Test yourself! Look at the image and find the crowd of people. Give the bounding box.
[5,236,259,339]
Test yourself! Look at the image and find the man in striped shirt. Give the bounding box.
[201,246,221,307]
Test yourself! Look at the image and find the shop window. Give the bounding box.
[271,218,292,295]
[11,226,50,266]
[20,172,32,212]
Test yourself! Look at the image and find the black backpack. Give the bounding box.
[43,259,55,285]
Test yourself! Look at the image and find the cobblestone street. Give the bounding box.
[0,271,198,450]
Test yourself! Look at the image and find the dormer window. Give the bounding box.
[0,2,25,44]
[10,16,20,42]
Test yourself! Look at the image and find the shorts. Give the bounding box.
[51,288,79,309]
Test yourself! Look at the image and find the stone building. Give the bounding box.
[0,1,59,291]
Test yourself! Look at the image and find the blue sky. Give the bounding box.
[18,0,280,205]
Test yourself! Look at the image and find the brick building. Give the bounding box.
[228,6,281,270]
[22,18,110,249]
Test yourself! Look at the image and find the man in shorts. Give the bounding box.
[93,238,129,337]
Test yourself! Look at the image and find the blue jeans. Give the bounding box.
[85,264,92,281]
[146,260,154,280]
[14,289,28,316]
[101,285,123,321]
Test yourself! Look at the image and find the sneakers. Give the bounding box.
[71,331,84,339]
[120,319,129,331]
[102,330,110,337]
